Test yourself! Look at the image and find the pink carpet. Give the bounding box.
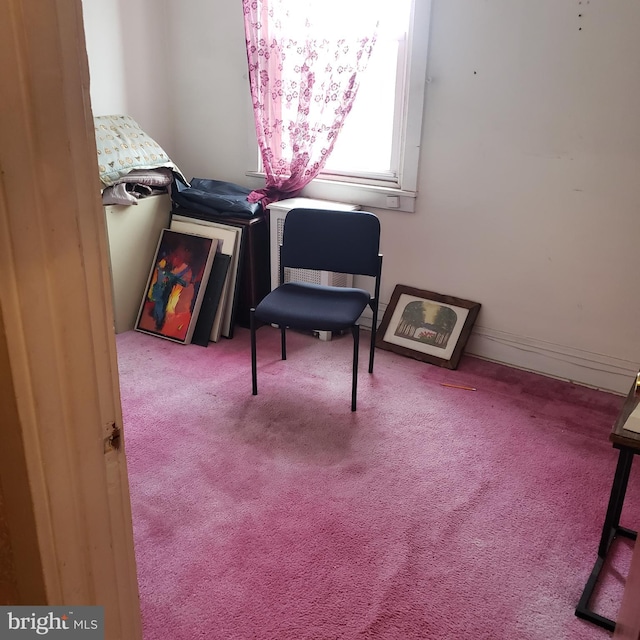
[116,327,640,639]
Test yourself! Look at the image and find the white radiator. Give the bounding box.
[267,197,360,340]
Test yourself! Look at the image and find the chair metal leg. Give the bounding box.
[351,324,360,411]
[368,305,378,374]
[280,326,287,360]
[250,309,258,395]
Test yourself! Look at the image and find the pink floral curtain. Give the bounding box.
[242,0,380,207]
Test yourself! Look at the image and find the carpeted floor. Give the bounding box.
[116,327,640,639]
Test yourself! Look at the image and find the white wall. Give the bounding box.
[167,0,252,181]
[84,0,640,393]
[409,0,640,392]
[82,0,176,158]
[82,0,127,114]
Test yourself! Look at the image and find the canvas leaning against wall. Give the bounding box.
[170,215,243,342]
[376,285,481,370]
[136,229,218,344]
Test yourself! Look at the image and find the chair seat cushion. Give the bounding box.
[255,282,371,331]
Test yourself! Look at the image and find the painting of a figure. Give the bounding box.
[136,229,217,343]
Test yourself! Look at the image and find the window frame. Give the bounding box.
[245,0,432,213]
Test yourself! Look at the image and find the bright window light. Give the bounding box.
[323,0,412,180]
[247,0,431,211]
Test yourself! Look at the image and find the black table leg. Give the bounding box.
[575,447,637,631]
[598,448,636,556]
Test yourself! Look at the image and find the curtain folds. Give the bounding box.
[242,0,380,207]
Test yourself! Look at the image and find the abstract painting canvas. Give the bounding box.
[170,215,242,342]
[135,229,218,344]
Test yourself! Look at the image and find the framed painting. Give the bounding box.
[170,216,238,342]
[135,229,218,344]
[376,285,481,369]
[170,215,243,341]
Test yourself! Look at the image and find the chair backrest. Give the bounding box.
[280,208,381,278]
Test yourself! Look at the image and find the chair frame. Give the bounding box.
[250,209,383,411]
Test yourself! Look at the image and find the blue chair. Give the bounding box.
[250,208,383,411]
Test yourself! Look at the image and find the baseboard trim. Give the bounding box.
[467,326,637,394]
[362,305,637,394]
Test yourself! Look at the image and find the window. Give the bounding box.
[322,0,412,180]
[246,0,431,212]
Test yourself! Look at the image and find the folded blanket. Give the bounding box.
[94,115,187,187]
[101,168,175,205]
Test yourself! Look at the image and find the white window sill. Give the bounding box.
[245,171,416,212]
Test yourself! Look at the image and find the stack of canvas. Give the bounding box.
[135,216,244,345]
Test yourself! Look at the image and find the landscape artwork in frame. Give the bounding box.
[136,229,217,344]
[376,285,481,369]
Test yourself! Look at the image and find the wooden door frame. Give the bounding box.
[0,1,142,638]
